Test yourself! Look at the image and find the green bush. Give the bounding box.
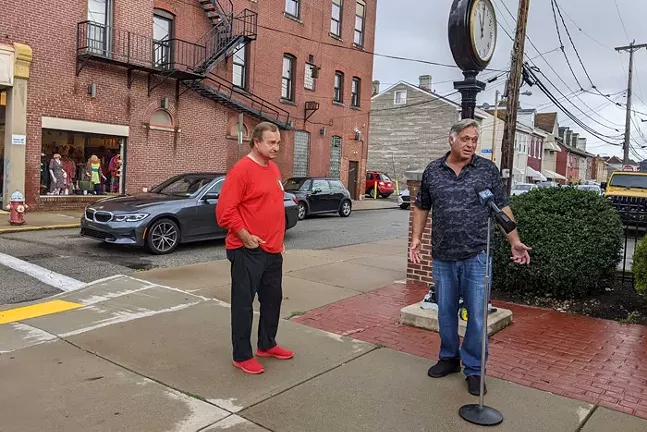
[633,237,647,295]
[492,187,623,298]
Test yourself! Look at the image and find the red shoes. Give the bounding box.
[256,345,294,360]
[233,358,264,374]
[233,346,294,375]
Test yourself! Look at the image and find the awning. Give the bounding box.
[542,169,567,180]
[544,140,561,152]
[513,167,524,175]
[526,166,547,181]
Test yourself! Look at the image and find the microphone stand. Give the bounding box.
[459,208,504,426]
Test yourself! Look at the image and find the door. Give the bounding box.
[328,179,346,209]
[153,11,174,69]
[309,179,331,213]
[191,178,226,239]
[87,0,112,56]
[348,161,359,200]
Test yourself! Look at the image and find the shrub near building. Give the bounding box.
[493,187,623,298]
[633,237,647,295]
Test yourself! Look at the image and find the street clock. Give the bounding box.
[448,0,498,72]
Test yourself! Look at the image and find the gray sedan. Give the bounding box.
[80,173,299,254]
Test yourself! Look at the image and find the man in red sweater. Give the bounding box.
[216,121,294,375]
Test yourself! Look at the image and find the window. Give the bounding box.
[354,1,366,47]
[282,54,295,101]
[312,179,331,192]
[351,77,361,107]
[334,71,344,103]
[87,0,112,54]
[153,10,174,69]
[285,0,300,18]
[151,109,173,127]
[331,0,343,37]
[284,178,311,191]
[330,180,345,189]
[233,42,247,89]
[394,90,407,105]
[304,63,316,91]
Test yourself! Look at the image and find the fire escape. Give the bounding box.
[75,0,291,129]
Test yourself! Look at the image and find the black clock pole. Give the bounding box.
[454,70,486,120]
[448,0,503,426]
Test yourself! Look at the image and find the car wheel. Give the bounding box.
[297,202,307,220]
[146,218,180,255]
[339,200,352,217]
[381,193,392,199]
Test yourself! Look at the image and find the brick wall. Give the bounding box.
[2,0,376,207]
[406,179,433,286]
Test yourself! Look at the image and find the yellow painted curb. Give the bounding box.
[0,299,83,325]
[0,223,80,234]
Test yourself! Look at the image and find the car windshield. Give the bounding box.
[609,174,647,189]
[283,178,309,191]
[151,174,219,196]
[378,174,391,181]
[578,185,599,191]
[513,185,533,191]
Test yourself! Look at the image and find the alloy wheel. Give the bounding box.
[151,221,178,253]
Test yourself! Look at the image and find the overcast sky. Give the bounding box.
[373,0,647,160]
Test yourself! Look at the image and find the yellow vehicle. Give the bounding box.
[602,171,647,224]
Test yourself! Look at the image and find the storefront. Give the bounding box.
[41,129,125,197]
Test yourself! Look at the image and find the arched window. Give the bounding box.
[151,109,173,127]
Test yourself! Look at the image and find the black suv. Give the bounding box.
[283,177,353,220]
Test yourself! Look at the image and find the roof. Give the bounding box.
[371,81,487,119]
[535,113,557,133]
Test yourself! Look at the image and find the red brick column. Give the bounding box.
[406,176,433,287]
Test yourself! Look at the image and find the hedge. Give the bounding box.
[492,187,624,298]
[633,236,647,294]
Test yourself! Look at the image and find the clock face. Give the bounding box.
[470,0,497,63]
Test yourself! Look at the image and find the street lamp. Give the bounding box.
[489,90,532,161]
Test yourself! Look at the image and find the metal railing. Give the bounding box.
[194,9,257,73]
[618,217,646,287]
[77,21,206,74]
[201,73,291,126]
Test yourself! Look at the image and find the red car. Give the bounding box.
[365,171,395,198]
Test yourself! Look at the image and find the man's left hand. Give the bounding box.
[510,241,532,265]
[282,244,286,255]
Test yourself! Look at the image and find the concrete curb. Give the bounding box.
[0,223,80,234]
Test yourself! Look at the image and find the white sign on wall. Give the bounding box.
[11,134,26,145]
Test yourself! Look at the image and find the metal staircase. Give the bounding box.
[183,73,292,129]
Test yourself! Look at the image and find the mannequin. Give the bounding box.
[61,147,76,195]
[86,155,107,195]
[108,153,121,193]
[48,153,67,195]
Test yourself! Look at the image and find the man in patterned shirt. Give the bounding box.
[409,118,531,396]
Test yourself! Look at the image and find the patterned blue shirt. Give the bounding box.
[415,152,509,261]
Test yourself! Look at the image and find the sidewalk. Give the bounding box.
[0,210,82,234]
[352,197,400,211]
[0,241,645,431]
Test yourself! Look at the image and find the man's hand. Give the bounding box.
[282,244,286,255]
[239,230,265,249]
[409,238,422,264]
[510,241,532,265]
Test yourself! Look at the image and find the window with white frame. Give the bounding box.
[331,0,343,37]
[354,1,366,47]
[394,90,407,105]
[285,0,300,18]
[282,54,295,101]
[232,42,247,89]
[351,77,360,107]
[334,71,344,103]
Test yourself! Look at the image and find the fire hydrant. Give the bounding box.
[6,191,29,225]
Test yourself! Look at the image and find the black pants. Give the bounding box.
[227,247,283,362]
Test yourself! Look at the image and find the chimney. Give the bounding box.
[372,80,380,96]
[571,132,579,147]
[419,75,432,92]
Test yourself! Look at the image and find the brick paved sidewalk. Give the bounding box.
[293,282,647,419]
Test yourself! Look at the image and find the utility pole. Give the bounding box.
[500,0,531,195]
[616,41,647,165]
[491,90,501,162]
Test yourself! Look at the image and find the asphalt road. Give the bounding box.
[0,208,408,304]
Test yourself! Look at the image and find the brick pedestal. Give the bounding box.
[406,171,433,287]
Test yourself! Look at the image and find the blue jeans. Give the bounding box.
[432,252,491,377]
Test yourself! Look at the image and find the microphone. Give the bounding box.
[474,186,517,234]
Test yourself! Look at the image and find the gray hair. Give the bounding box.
[449,118,480,140]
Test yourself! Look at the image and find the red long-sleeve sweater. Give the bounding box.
[216,156,285,253]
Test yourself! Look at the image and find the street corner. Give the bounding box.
[0,274,210,353]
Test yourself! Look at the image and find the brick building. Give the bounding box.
[0,0,375,209]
